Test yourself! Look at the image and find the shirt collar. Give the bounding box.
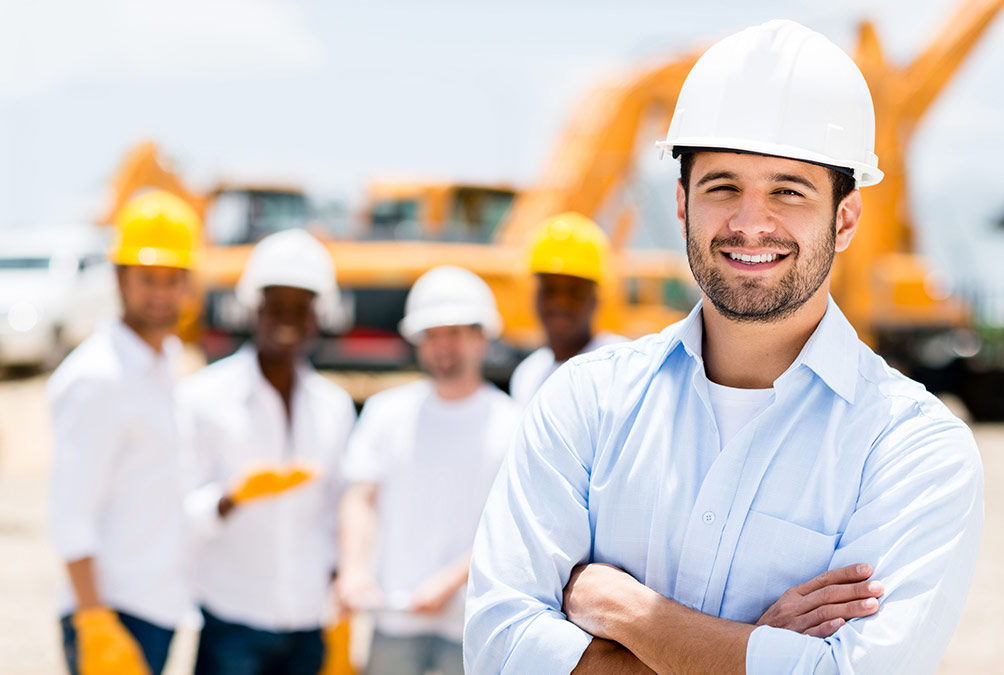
[110,319,180,375]
[230,342,314,403]
[665,297,859,404]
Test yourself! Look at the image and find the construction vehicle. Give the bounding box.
[104,0,1004,416]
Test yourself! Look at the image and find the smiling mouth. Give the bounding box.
[724,251,788,265]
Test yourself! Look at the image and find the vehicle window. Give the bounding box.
[0,257,50,270]
[445,188,515,242]
[205,190,314,245]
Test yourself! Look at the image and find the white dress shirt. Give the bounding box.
[48,319,190,628]
[509,332,626,408]
[181,345,356,632]
[342,379,519,642]
[465,299,984,674]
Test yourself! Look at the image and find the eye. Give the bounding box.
[774,188,805,198]
[706,184,738,194]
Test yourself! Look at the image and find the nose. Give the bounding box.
[728,192,777,238]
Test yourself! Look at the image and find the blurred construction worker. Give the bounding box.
[48,190,199,675]
[466,19,983,674]
[181,229,356,674]
[337,265,520,675]
[509,212,625,407]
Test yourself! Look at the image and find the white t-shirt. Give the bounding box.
[706,380,774,450]
[341,379,520,641]
[509,332,627,408]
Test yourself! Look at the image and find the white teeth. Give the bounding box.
[729,252,779,264]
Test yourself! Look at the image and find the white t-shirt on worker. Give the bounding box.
[48,319,191,628]
[706,380,774,450]
[341,379,520,642]
[180,345,357,632]
[509,332,627,408]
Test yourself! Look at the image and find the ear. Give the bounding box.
[676,179,687,241]
[834,189,862,253]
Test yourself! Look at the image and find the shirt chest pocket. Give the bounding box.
[721,509,839,623]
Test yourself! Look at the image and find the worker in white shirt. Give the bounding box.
[509,212,624,407]
[181,229,357,675]
[48,190,200,675]
[336,266,520,675]
[465,20,983,674]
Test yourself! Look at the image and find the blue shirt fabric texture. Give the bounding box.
[464,298,983,674]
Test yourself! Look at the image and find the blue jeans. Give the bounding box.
[60,610,174,675]
[365,631,463,675]
[194,607,324,675]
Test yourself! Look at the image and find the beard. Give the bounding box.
[685,212,836,324]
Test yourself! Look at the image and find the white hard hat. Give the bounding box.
[656,19,883,188]
[236,229,338,308]
[399,265,502,343]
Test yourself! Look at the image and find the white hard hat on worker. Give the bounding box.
[236,228,338,308]
[657,19,883,188]
[399,265,502,343]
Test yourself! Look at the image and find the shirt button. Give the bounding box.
[703,511,715,524]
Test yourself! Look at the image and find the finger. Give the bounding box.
[803,618,845,638]
[800,597,880,631]
[803,579,884,608]
[793,563,873,596]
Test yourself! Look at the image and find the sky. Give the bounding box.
[1,0,1002,301]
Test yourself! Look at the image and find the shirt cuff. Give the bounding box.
[50,520,99,561]
[184,482,226,539]
[746,624,823,675]
[501,610,593,674]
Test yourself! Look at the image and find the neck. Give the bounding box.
[550,330,593,363]
[257,350,296,414]
[433,372,483,401]
[121,316,169,354]
[701,291,829,389]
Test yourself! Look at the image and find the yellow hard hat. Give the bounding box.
[110,190,200,269]
[528,212,609,284]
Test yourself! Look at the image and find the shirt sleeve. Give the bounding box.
[464,363,597,674]
[48,378,119,560]
[326,391,358,568]
[746,412,984,674]
[341,395,392,484]
[178,387,228,540]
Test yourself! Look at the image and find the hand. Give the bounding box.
[563,563,637,640]
[230,465,317,505]
[334,570,383,613]
[411,572,460,615]
[72,607,150,675]
[757,563,883,637]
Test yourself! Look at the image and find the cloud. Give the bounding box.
[0,0,325,101]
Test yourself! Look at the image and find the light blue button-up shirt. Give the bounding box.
[465,299,983,674]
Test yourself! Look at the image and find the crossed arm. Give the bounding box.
[565,563,882,674]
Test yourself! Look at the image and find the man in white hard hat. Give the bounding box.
[509,212,625,407]
[181,229,356,674]
[466,20,982,674]
[49,190,200,675]
[336,265,520,675]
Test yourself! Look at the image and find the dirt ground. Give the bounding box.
[1,370,1001,674]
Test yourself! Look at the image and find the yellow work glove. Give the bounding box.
[231,465,317,504]
[72,607,150,675]
[319,618,355,675]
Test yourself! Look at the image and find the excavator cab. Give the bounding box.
[365,181,517,243]
[204,186,316,246]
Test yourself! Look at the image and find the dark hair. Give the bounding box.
[678,153,856,213]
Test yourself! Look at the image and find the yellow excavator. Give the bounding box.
[104,0,1003,416]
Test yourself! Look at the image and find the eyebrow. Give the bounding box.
[769,173,820,193]
[695,171,738,187]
